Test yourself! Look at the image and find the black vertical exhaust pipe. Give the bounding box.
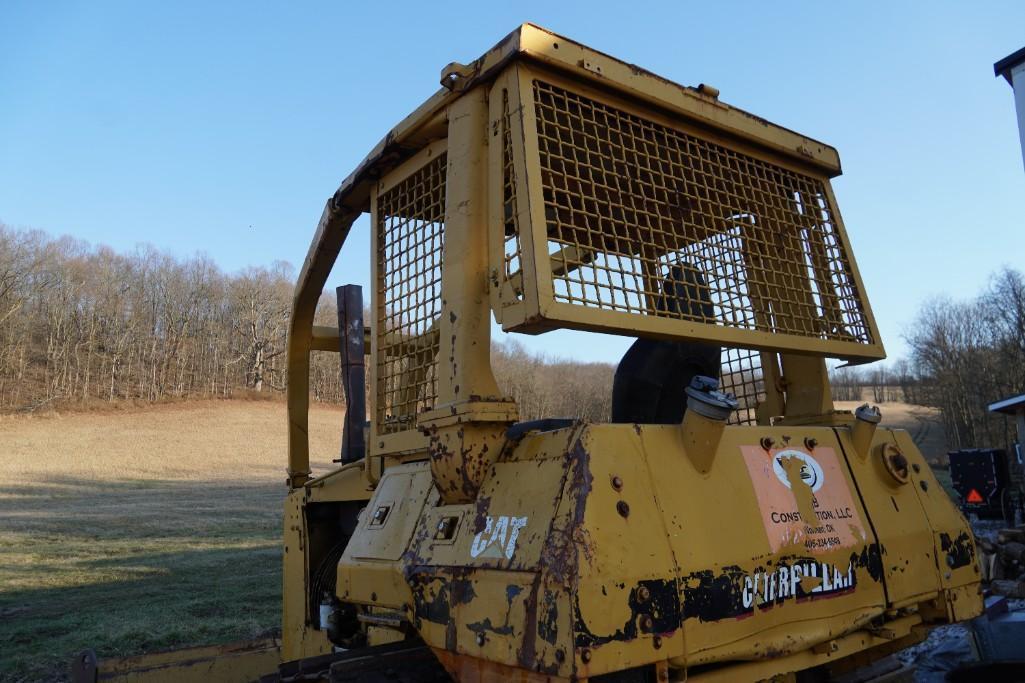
[336,285,366,464]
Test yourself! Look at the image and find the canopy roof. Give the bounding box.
[988,394,1025,415]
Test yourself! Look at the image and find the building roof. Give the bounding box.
[988,394,1025,415]
[995,46,1025,85]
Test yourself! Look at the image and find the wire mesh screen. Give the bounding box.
[375,154,446,434]
[501,89,524,301]
[530,79,874,347]
[720,348,766,425]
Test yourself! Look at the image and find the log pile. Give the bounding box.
[978,527,1025,598]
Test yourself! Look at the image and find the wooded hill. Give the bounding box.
[0,224,613,420]
[3,223,1022,454]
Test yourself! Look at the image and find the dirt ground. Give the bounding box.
[0,400,343,682]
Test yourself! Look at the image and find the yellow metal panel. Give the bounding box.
[541,301,885,360]
[305,460,375,503]
[572,431,686,675]
[577,425,888,668]
[890,429,983,614]
[831,426,945,607]
[282,489,332,662]
[88,639,280,683]
[336,464,438,610]
[416,459,567,570]
[345,465,435,561]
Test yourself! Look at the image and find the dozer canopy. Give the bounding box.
[286,23,883,488]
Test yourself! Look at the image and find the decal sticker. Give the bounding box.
[741,558,854,609]
[682,545,885,623]
[470,515,528,560]
[771,450,824,492]
[742,445,867,555]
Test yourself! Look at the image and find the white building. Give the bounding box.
[995,47,1025,171]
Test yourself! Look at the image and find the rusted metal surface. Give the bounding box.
[334,421,980,678]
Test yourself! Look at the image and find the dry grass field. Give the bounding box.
[0,398,953,682]
[0,400,343,682]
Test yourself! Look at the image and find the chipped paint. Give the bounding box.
[574,579,680,648]
[940,531,976,570]
[682,545,886,623]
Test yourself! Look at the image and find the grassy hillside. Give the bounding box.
[0,401,342,682]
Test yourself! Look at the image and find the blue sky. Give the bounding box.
[1,1,1023,364]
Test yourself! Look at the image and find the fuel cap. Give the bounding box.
[685,375,739,421]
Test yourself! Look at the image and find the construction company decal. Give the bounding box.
[741,445,868,555]
[470,515,528,560]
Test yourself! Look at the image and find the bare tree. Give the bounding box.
[906,270,1025,450]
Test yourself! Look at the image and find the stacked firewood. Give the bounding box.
[978,527,1025,598]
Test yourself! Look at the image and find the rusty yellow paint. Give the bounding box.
[329,420,978,679]
[276,23,981,683]
[420,86,518,505]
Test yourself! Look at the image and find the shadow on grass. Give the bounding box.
[0,476,289,682]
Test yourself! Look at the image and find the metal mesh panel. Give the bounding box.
[531,79,873,346]
[719,348,766,426]
[501,89,524,301]
[375,154,446,434]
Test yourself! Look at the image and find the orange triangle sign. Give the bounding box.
[966,488,984,504]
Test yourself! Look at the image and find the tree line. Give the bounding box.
[6,223,1020,451]
[0,224,345,411]
[828,362,915,404]
[0,224,613,420]
[905,268,1025,451]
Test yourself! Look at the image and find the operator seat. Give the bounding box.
[611,263,721,424]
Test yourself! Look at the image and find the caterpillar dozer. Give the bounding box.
[76,24,982,683]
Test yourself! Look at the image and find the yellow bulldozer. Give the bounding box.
[75,24,982,683]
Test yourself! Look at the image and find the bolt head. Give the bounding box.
[611,475,624,491]
[617,501,630,518]
[581,649,592,663]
